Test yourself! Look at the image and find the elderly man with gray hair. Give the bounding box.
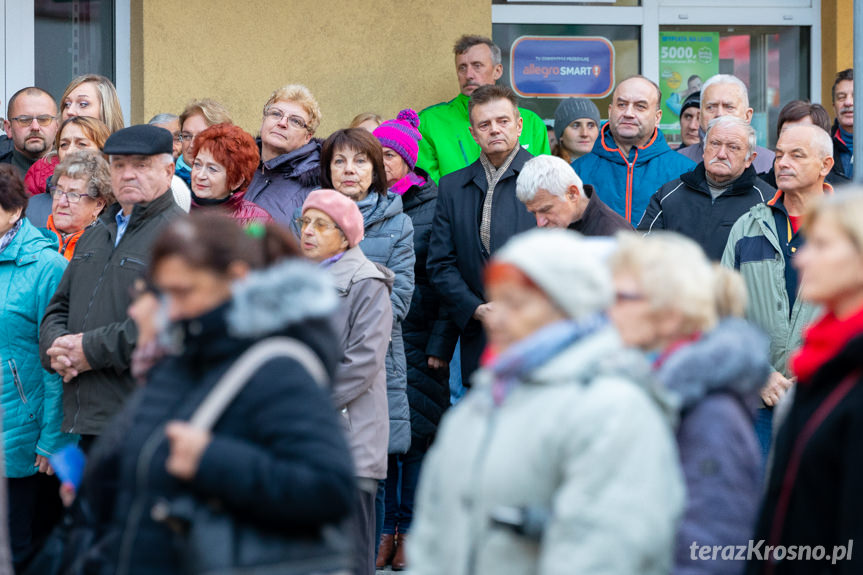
[678,74,776,173]
[639,115,775,260]
[516,155,631,235]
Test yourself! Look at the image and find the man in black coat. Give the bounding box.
[515,154,632,235]
[638,115,775,260]
[427,85,536,384]
[40,125,184,448]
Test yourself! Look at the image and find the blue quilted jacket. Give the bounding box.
[1,218,75,477]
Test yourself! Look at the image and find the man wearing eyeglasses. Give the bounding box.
[1,87,59,176]
[245,84,323,226]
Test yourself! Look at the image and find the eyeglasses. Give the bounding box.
[9,115,56,127]
[263,108,310,132]
[295,217,341,233]
[51,187,92,203]
[615,291,645,303]
[172,133,183,143]
[178,132,197,143]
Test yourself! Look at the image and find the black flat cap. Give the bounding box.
[103,124,174,156]
[681,92,701,115]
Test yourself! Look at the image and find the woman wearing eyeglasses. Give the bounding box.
[188,123,271,226]
[0,164,75,570]
[298,188,393,575]
[25,116,111,224]
[244,85,323,227]
[45,151,114,260]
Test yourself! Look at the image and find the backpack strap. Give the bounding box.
[188,337,327,431]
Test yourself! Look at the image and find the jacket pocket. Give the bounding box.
[119,256,147,269]
[8,359,27,404]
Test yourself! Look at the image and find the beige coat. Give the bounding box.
[329,246,394,480]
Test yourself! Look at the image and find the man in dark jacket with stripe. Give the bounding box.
[516,154,631,235]
[40,124,184,449]
[639,115,774,260]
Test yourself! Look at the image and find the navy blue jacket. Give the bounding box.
[427,147,536,383]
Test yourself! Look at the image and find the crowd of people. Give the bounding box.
[0,31,859,575]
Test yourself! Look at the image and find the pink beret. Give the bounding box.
[301,189,365,248]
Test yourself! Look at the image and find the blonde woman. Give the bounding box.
[609,231,770,575]
[60,74,125,133]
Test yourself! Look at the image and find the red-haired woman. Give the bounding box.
[188,123,272,226]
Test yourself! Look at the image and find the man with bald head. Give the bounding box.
[722,124,835,455]
[639,115,775,260]
[573,75,695,224]
[678,74,775,173]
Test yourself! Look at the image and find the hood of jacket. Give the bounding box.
[357,189,405,228]
[328,245,395,294]
[680,162,762,197]
[656,318,770,415]
[0,217,59,265]
[592,122,675,166]
[257,137,322,187]
[400,168,437,212]
[227,257,338,340]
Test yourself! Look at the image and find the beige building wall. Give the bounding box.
[820,0,854,109]
[130,0,490,138]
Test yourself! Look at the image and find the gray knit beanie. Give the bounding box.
[553,98,601,140]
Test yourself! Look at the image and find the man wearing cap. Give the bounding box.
[678,92,701,149]
[417,34,550,183]
[40,124,184,448]
[553,98,601,164]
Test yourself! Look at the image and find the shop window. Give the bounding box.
[35,0,116,103]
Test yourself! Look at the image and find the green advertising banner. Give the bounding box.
[658,31,720,136]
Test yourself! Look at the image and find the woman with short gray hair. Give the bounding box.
[47,151,115,260]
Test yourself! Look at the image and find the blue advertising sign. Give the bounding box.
[510,36,615,99]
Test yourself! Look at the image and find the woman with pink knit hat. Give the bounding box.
[373,110,457,570]
[298,188,394,575]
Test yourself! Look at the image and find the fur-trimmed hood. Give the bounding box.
[228,257,338,339]
[657,318,770,415]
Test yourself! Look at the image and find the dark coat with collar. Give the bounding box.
[638,163,774,261]
[567,184,633,236]
[245,139,322,226]
[39,191,183,435]
[427,147,537,384]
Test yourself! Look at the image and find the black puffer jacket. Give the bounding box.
[104,259,355,575]
[401,170,457,444]
[638,163,774,261]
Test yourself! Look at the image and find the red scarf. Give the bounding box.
[791,305,863,384]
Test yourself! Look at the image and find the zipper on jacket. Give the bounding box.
[120,256,146,267]
[8,359,27,404]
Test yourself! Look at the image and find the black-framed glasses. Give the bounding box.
[178,132,197,143]
[263,108,310,132]
[295,217,340,233]
[50,187,91,203]
[9,114,56,127]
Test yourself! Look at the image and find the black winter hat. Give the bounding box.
[103,124,174,156]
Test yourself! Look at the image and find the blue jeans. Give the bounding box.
[450,338,466,405]
[381,442,427,535]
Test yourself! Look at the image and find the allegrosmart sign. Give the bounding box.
[510,36,615,99]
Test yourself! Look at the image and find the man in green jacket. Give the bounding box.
[418,35,550,183]
[721,124,834,455]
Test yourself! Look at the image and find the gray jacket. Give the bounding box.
[329,246,394,480]
[409,326,685,575]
